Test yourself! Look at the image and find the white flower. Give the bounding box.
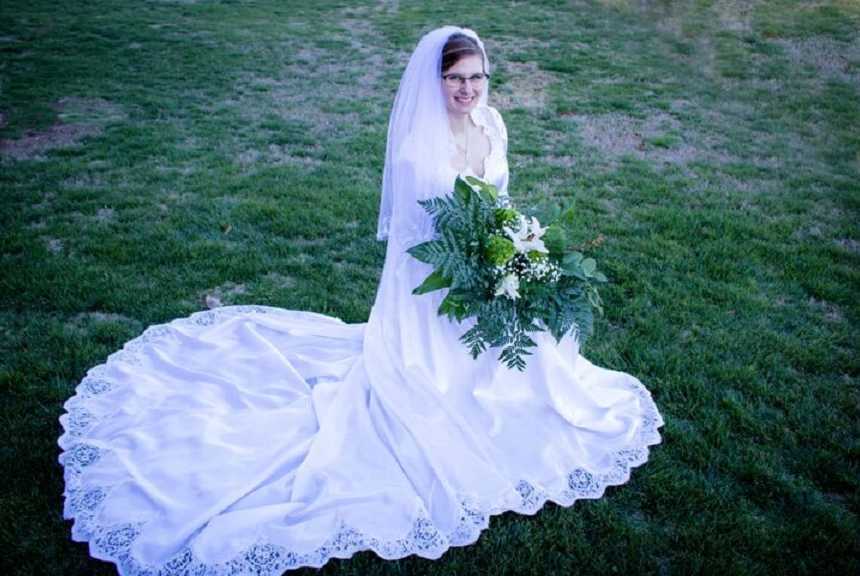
[494,273,520,300]
[529,217,547,239]
[504,215,549,255]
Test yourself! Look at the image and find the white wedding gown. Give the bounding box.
[59,105,664,575]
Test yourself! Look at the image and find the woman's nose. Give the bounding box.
[459,82,477,93]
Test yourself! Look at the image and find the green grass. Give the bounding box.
[1,0,858,574]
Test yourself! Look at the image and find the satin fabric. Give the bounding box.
[59,105,664,575]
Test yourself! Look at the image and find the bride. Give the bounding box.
[59,26,664,575]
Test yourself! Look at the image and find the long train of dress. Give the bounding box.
[59,106,664,574]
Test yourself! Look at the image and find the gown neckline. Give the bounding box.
[448,106,493,180]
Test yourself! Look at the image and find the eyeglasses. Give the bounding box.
[442,73,490,88]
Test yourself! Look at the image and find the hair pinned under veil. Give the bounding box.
[376,26,491,243]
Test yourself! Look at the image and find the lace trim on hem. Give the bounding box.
[59,304,664,575]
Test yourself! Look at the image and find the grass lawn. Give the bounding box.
[1,0,858,574]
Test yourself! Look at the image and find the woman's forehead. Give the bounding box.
[445,54,484,74]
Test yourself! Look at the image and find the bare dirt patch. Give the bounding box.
[0,97,125,161]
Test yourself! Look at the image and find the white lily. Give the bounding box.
[494,273,520,300]
[504,215,549,254]
[529,217,547,240]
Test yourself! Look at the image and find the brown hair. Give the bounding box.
[441,33,485,75]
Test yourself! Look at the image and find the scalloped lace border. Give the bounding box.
[59,305,664,575]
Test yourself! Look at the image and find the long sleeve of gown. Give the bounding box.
[387,156,437,250]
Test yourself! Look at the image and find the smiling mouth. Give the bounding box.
[455,96,474,104]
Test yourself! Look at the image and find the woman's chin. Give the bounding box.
[449,99,478,114]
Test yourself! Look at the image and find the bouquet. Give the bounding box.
[407,175,607,371]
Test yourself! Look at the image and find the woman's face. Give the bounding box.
[441,54,485,116]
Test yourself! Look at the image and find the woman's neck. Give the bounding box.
[448,112,470,136]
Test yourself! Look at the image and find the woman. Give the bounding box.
[59,26,663,574]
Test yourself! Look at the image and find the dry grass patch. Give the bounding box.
[834,237,860,253]
[774,36,860,88]
[483,35,558,114]
[30,192,56,214]
[288,236,328,248]
[808,297,844,323]
[569,111,723,168]
[1,123,101,161]
[237,145,323,171]
[339,6,390,92]
[712,0,757,32]
[232,11,394,131]
[95,207,115,223]
[65,312,141,335]
[260,272,297,290]
[45,237,64,254]
[61,173,107,191]
[202,281,247,309]
[227,67,364,141]
[491,60,553,112]
[0,97,125,161]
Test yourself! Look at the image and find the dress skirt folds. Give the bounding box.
[59,105,664,575]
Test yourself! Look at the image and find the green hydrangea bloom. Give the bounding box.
[528,250,549,262]
[485,235,516,265]
[494,207,519,228]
